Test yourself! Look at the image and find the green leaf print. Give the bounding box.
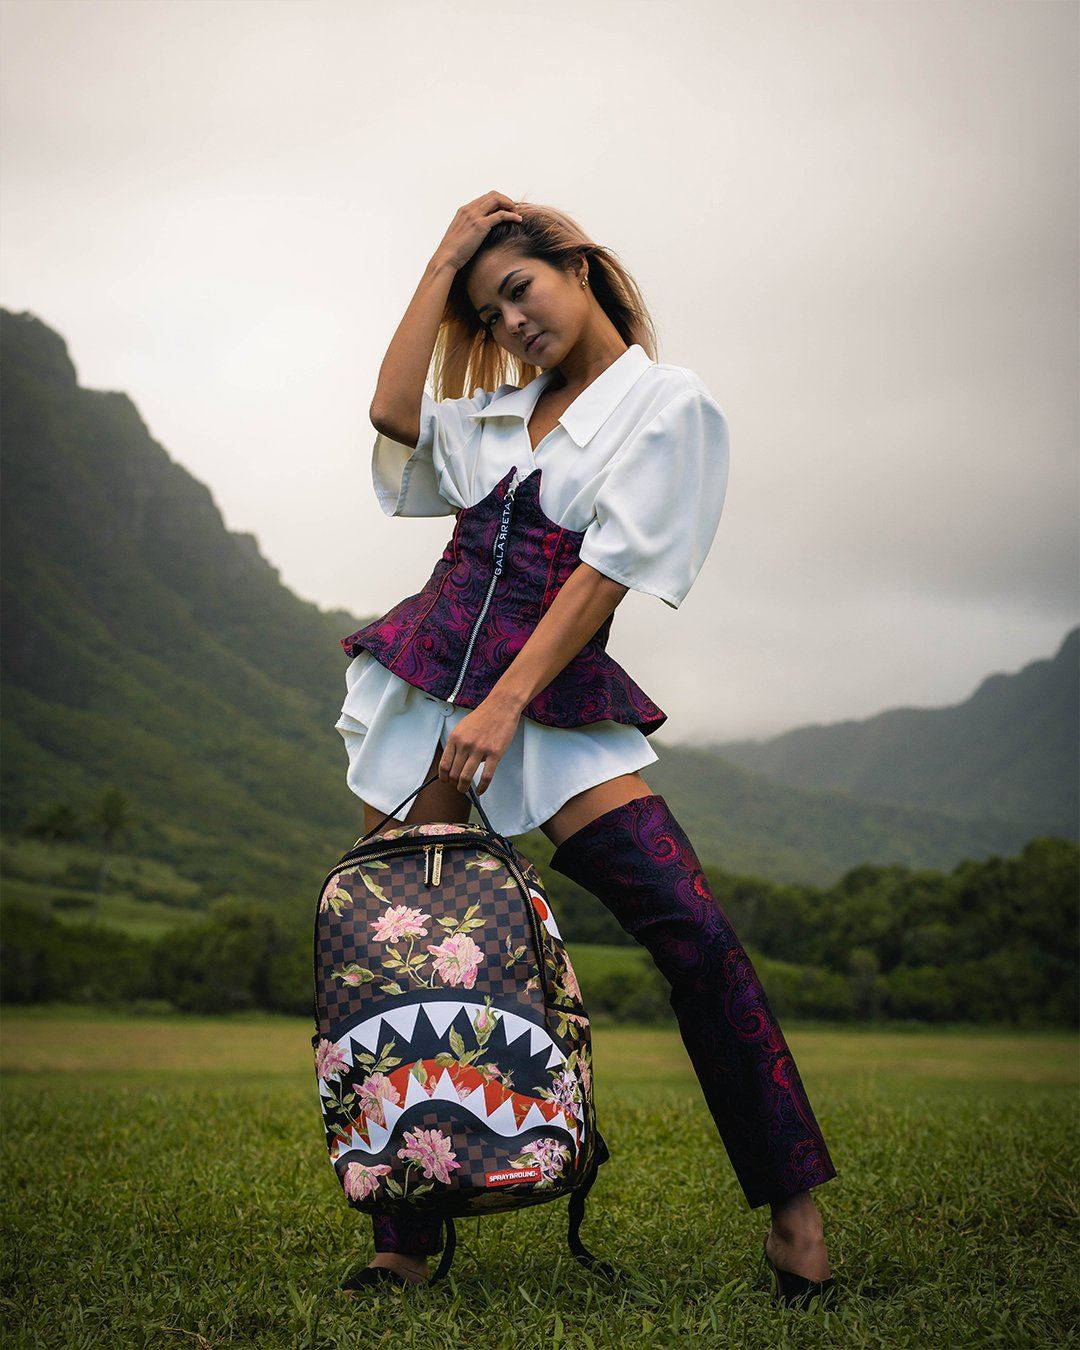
[356,869,388,903]
[321,885,351,916]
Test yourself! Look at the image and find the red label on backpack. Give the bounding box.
[485,1165,542,1187]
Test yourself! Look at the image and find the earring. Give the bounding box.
[580,277,588,288]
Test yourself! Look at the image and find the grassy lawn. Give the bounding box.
[2,1009,1076,1347]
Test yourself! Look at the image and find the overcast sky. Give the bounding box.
[2,0,1076,743]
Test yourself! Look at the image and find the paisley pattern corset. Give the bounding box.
[340,465,668,736]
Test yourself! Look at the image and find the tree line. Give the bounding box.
[2,837,1075,1026]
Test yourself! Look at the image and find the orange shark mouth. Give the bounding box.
[327,1053,583,1160]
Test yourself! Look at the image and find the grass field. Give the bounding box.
[2,1008,1077,1347]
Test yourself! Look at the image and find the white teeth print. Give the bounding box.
[321,999,578,1159]
[322,1000,570,1086]
[421,1001,465,1039]
[380,1004,422,1040]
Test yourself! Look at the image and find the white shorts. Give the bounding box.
[334,650,660,837]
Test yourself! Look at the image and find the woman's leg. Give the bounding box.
[541,775,836,1279]
[355,738,472,1281]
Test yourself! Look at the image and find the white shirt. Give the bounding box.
[373,342,730,609]
[336,343,731,836]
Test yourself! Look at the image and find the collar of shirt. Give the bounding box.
[466,343,655,448]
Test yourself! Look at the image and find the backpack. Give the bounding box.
[311,768,614,1286]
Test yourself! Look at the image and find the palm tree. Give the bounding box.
[90,785,134,914]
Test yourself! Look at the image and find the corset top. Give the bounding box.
[339,465,666,736]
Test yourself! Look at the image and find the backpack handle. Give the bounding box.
[352,726,505,847]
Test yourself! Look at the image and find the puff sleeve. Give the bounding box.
[578,385,730,609]
[371,387,494,517]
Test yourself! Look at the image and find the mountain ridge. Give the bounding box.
[1,306,1072,907]
[711,628,1078,839]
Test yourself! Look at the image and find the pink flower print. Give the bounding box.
[472,1004,498,1035]
[343,1160,392,1201]
[397,1127,461,1185]
[315,1038,349,1080]
[578,1055,592,1098]
[372,905,430,944]
[472,856,501,871]
[518,1136,571,1183]
[561,954,581,1002]
[357,1072,401,1128]
[417,822,463,836]
[427,933,483,989]
[548,1066,579,1112]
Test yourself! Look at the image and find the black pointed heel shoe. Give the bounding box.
[762,1233,838,1309]
[341,1263,429,1292]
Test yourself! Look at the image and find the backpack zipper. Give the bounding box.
[446,470,519,706]
[319,830,550,1004]
[422,842,443,887]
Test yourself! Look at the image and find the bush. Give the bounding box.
[149,897,309,1015]
[580,956,671,1023]
[0,900,154,1004]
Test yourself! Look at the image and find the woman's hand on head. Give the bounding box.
[438,694,522,796]
[433,192,524,271]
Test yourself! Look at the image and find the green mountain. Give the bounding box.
[625,741,1035,888]
[711,629,1078,843]
[0,308,374,904]
[0,308,1069,905]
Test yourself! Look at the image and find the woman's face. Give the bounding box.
[466,248,587,368]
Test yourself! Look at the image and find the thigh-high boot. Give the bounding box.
[547,792,838,1207]
[370,1212,445,1256]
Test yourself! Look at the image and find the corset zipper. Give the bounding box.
[446,469,520,706]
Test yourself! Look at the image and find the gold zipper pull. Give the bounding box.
[424,845,432,886]
[432,843,443,887]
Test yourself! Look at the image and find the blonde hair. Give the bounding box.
[432,201,659,400]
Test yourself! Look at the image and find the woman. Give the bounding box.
[334,192,838,1305]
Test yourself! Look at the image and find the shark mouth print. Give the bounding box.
[527,885,563,942]
[317,996,586,1167]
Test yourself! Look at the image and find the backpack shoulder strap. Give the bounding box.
[426,1216,457,1286]
[566,1132,617,1279]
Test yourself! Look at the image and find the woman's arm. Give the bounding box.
[368,255,456,446]
[370,191,523,447]
[487,563,629,713]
